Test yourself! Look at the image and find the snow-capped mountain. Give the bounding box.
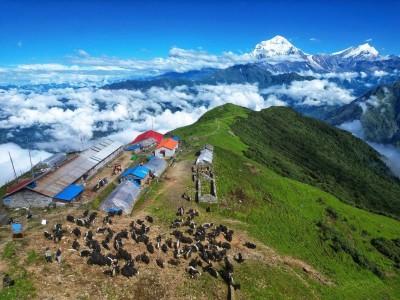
[247,36,399,74]
[250,35,308,61]
[332,43,379,60]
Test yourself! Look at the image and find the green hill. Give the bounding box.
[170,103,400,299]
[231,106,400,218]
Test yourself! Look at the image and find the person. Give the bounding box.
[3,274,15,287]
[45,247,52,263]
[55,248,62,266]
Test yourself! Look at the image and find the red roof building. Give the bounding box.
[130,130,163,145]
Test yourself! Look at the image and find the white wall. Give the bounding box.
[154,146,177,158]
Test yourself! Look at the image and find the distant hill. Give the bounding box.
[326,80,400,145]
[102,64,314,90]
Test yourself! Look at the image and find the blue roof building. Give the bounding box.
[120,165,150,185]
[54,185,85,202]
[124,144,141,151]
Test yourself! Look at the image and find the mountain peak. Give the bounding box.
[251,35,306,60]
[332,43,379,59]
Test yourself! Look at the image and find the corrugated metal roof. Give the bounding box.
[6,179,32,194]
[120,165,150,179]
[131,130,163,145]
[33,155,96,197]
[124,144,141,151]
[33,139,122,198]
[54,185,84,201]
[155,138,178,150]
[88,139,123,163]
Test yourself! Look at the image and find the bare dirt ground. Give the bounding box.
[81,153,137,203]
[0,152,331,299]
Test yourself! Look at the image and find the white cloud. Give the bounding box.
[309,38,319,42]
[77,49,89,57]
[373,70,389,77]
[1,83,280,176]
[365,38,373,42]
[368,142,400,179]
[338,120,400,179]
[264,94,287,108]
[261,79,355,106]
[0,143,51,186]
[0,47,257,86]
[338,120,365,139]
[321,72,359,82]
[0,83,271,150]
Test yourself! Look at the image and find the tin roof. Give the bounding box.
[131,130,163,145]
[6,179,32,194]
[120,165,150,179]
[33,139,121,197]
[155,138,178,150]
[54,185,84,201]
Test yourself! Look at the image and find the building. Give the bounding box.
[124,144,141,154]
[2,139,123,208]
[196,149,213,166]
[35,153,67,170]
[53,185,84,204]
[120,165,150,186]
[154,138,179,158]
[100,180,140,214]
[130,130,163,150]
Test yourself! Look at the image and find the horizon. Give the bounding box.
[0,0,399,86]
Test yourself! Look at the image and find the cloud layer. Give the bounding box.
[262,79,355,106]
[0,83,275,149]
[0,143,50,186]
[0,48,254,86]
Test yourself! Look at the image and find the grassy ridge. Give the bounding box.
[171,103,400,298]
[231,106,400,218]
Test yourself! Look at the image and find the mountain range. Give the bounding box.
[248,35,400,74]
[101,36,400,148]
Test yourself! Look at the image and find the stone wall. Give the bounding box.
[3,189,53,208]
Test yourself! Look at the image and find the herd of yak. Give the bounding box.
[43,206,257,291]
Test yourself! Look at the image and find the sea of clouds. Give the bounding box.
[1,74,399,186]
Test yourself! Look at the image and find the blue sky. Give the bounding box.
[1,0,399,66]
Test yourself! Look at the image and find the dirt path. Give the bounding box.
[81,152,136,203]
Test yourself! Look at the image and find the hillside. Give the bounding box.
[1,104,400,299]
[171,103,400,298]
[326,80,400,145]
[231,106,400,218]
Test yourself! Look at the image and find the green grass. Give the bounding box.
[0,242,36,300]
[231,106,400,218]
[91,182,117,210]
[169,103,400,299]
